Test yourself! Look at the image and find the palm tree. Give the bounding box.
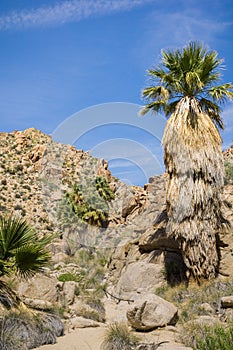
[141,42,233,281]
[0,215,51,279]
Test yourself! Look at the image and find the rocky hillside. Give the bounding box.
[1,128,233,349]
[0,128,233,273]
[0,127,168,258]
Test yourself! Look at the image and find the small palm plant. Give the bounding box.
[141,41,233,280]
[0,215,51,279]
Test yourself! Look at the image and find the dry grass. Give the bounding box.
[156,279,233,322]
[101,322,139,350]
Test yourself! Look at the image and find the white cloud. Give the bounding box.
[0,0,154,30]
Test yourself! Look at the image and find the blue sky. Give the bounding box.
[0,0,233,185]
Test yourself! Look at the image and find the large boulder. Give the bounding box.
[221,295,233,308]
[17,274,58,304]
[57,281,77,305]
[127,294,178,331]
[115,261,164,297]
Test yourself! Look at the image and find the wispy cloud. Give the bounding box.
[136,6,233,70]
[0,0,154,30]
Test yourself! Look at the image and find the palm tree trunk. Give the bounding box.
[163,97,224,280]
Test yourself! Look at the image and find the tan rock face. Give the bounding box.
[115,261,164,297]
[127,293,178,331]
[221,295,233,308]
[218,184,233,278]
[18,274,58,304]
[60,281,77,305]
[68,316,102,329]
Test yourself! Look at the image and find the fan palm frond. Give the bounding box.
[0,215,52,278]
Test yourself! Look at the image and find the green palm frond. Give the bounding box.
[141,41,233,126]
[0,215,52,278]
[0,216,35,257]
[142,86,170,101]
[140,100,168,115]
[14,244,51,278]
[208,84,233,103]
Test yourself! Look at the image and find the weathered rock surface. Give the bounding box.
[0,128,233,349]
[23,298,53,310]
[58,281,77,305]
[127,294,178,331]
[157,345,193,350]
[68,316,102,329]
[18,274,58,304]
[221,295,233,308]
[115,261,164,297]
[218,184,233,278]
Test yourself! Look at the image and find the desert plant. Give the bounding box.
[62,176,114,227]
[0,315,26,350]
[57,272,81,283]
[0,215,52,278]
[224,161,233,184]
[101,322,139,350]
[184,322,233,350]
[95,176,115,201]
[155,280,233,322]
[141,41,233,281]
[0,311,64,349]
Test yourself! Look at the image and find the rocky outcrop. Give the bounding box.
[115,261,164,297]
[0,128,233,349]
[127,293,178,331]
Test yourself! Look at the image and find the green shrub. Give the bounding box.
[225,161,233,184]
[156,280,233,322]
[101,322,139,350]
[57,272,81,283]
[58,176,115,228]
[186,323,233,350]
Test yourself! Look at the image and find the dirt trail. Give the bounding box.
[36,327,107,350]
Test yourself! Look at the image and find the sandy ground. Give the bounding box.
[36,298,185,350]
[36,298,129,350]
[36,327,107,350]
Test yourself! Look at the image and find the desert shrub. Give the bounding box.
[101,322,139,350]
[156,280,233,322]
[0,316,26,350]
[224,161,233,184]
[59,176,115,227]
[184,323,233,350]
[57,272,81,283]
[95,176,115,201]
[0,311,63,349]
[84,296,106,322]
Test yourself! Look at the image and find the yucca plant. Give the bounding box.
[64,176,114,227]
[0,215,51,279]
[141,41,233,280]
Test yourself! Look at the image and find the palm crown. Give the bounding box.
[141,41,233,129]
